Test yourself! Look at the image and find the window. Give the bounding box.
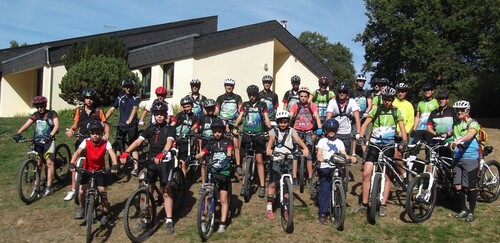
[163,63,174,98]
[141,67,152,99]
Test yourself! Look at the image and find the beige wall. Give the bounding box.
[1,70,38,117]
[47,65,76,112]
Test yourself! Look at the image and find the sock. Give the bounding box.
[458,190,468,212]
[166,218,172,223]
[402,172,407,178]
[361,203,368,207]
[267,204,273,211]
[468,190,478,214]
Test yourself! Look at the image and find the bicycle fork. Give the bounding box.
[280,174,293,203]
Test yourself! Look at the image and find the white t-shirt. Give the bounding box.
[145,99,174,123]
[316,137,345,169]
[326,98,360,135]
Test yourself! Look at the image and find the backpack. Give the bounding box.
[290,102,318,130]
[272,127,294,151]
[467,119,488,152]
[312,90,334,103]
[332,98,354,121]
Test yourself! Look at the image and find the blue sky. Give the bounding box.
[0,0,368,73]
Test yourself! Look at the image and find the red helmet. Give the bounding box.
[318,76,330,86]
[32,96,47,105]
[155,86,167,95]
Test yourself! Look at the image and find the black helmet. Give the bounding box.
[81,88,97,99]
[150,102,168,112]
[395,82,409,91]
[336,82,350,92]
[121,79,134,87]
[180,96,193,106]
[246,85,259,95]
[422,82,434,91]
[262,75,273,83]
[436,91,449,99]
[203,99,216,108]
[210,119,226,130]
[86,120,104,132]
[378,78,390,85]
[290,75,301,84]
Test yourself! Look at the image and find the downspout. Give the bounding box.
[46,47,54,110]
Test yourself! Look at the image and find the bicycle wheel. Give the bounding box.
[280,177,294,233]
[342,163,350,193]
[124,187,157,242]
[299,156,306,193]
[171,167,186,212]
[54,143,71,182]
[368,173,381,225]
[330,181,346,231]
[86,194,95,243]
[479,160,500,203]
[405,173,436,223]
[17,159,40,203]
[110,142,127,180]
[243,157,254,203]
[197,190,215,241]
[309,168,319,202]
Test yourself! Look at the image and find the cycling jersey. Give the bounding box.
[427,106,457,142]
[326,98,360,135]
[452,117,480,160]
[349,88,371,113]
[188,93,207,117]
[144,99,174,123]
[172,111,200,142]
[259,90,279,121]
[200,137,233,176]
[139,122,175,155]
[216,93,242,125]
[239,101,268,133]
[312,90,335,121]
[30,110,58,139]
[368,106,404,144]
[392,98,414,134]
[416,98,439,131]
[283,89,300,111]
[79,139,112,171]
[372,94,382,107]
[111,94,140,129]
[199,114,220,139]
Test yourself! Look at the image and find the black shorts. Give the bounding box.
[270,161,292,184]
[117,126,139,146]
[147,162,175,187]
[80,173,106,187]
[365,144,395,163]
[241,134,266,154]
[213,174,231,191]
[34,140,55,161]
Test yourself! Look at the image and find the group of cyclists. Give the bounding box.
[13,73,485,238]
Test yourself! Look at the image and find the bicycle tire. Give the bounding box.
[280,177,294,233]
[243,157,254,203]
[331,181,346,231]
[17,159,40,204]
[54,143,71,182]
[309,168,319,202]
[110,142,127,180]
[171,167,186,213]
[86,194,95,243]
[124,187,157,242]
[405,173,436,223]
[299,156,306,193]
[342,163,350,193]
[479,160,500,203]
[197,190,215,241]
[368,173,381,225]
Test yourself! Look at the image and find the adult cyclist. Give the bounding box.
[310,76,335,123]
[283,75,301,111]
[259,75,279,127]
[186,79,207,117]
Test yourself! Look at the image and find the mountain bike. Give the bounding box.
[270,151,294,233]
[325,154,348,231]
[478,146,500,203]
[15,136,71,203]
[110,124,148,180]
[240,131,268,203]
[296,131,310,193]
[177,133,201,181]
[196,158,233,240]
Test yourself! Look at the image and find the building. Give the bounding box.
[0,16,332,117]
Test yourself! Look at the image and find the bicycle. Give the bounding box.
[270,151,294,233]
[76,168,109,243]
[123,152,186,242]
[196,157,233,240]
[177,133,201,180]
[324,153,348,231]
[295,131,311,194]
[110,124,148,180]
[15,135,71,203]
[240,131,268,203]
[478,146,500,203]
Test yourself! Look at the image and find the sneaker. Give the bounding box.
[465,213,475,222]
[100,215,109,226]
[217,224,226,233]
[75,207,84,219]
[240,187,245,196]
[318,214,328,225]
[64,189,76,201]
[266,210,275,220]
[258,187,266,198]
[293,178,298,186]
[165,221,174,234]
[354,204,368,213]
[43,187,53,197]
[236,166,243,176]
[379,205,387,217]
[131,168,139,177]
[454,210,468,218]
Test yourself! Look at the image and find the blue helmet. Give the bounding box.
[322,118,339,130]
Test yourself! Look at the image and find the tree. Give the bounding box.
[9,40,28,48]
[355,0,499,116]
[298,31,355,87]
[62,36,127,70]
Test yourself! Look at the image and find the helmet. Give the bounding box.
[203,99,216,108]
[150,102,168,112]
[290,75,301,84]
[262,75,273,82]
[190,79,201,85]
[155,86,167,95]
[121,79,134,87]
[246,85,259,95]
[275,110,290,120]
[422,82,434,91]
[318,77,330,86]
[381,86,396,97]
[336,81,350,92]
[453,100,470,110]
[378,78,390,85]
[298,87,310,95]
[436,91,449,99]
[81,88,97,98]
[224,78,235,85]
[180,96,193,106]
[323,118,340,130]
[356,74,366,81]
[395,82,409,91]
[86,120,104,132]
[32,96,47,105]
[210,119,226,130]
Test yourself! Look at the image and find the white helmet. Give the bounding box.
[356,74,366,81]
[275,110,290,120]
[298,87,310,95]
[381,86,396,97]
[453,100,470,110]
[224,78,235,85]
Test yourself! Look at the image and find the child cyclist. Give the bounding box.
[120,102,178,234]
[316,118,355,224]
[198,99,220,184]
[265,110,308,220]
[69,120,118,226]
[194,119,233,233]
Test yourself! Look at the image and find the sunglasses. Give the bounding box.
[455,108,466,113]
[338,91,348,94]
[90,131,102,135]
[35,105,45,109]
[383,97,395,102]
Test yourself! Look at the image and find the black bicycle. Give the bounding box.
[110,125,148,180]
[240,131,268,203]
[177,133,201,181]
[296,131,310,194]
